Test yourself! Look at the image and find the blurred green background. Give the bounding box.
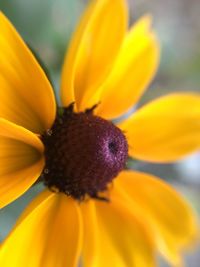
[0,0,200,266]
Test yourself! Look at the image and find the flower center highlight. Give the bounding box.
[41,104,128,201]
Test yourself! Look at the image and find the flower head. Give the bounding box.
[0,0,200,266]
[42,106,128,199]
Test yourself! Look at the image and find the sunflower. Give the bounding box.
[0,0,200,266]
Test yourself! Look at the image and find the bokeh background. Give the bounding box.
[0,0,200,266]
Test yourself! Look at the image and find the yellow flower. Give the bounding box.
[0,0,200,266]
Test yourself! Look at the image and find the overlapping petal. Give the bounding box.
[115,170,198,265]
[0,12,56,134]
[0,190,82,267]
[61,0,128,111]
[96,15,160,119]
[120,93,200,162]
[0,118,44,208]
[81,194,155,267]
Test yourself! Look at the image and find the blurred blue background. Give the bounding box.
[0,0,200,266]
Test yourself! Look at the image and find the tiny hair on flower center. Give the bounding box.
[41,104,128,201]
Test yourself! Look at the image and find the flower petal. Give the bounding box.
[0,118,44,208]
[81,196,155,267]
[96,15,160,119]
[0,190,82,267]
[120,93,200,162]
[0,12,56,134]
[80,201,99,267]
[115,170,198,265]
[61,0,128,111]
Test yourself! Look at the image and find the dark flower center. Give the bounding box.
[41,104,128,201]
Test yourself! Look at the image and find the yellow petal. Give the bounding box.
[96,15,160,119]
[80,201,99,267]
[115,170,198,265]
[0,12,56,134]
[0,190,82,267]
[81,196,155,267]
[120,93,200,162]
[61,0,128,111]
[0,118,44,208]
